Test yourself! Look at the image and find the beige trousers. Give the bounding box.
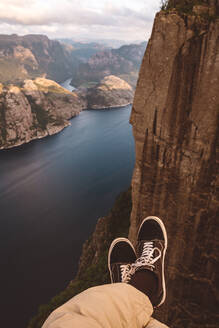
[42,283,169,328]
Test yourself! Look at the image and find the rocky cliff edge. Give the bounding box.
[0,78,85,149]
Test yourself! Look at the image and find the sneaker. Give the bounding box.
[108,238,137,283]
[135,216,168,307]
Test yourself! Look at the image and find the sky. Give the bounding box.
[0,0,161,42]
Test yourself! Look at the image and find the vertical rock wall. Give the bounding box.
[129,10,218,327]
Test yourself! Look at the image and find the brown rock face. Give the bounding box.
[129,10,219,328]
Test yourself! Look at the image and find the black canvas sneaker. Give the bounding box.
[135,216,168,308]
[108,238,137,283]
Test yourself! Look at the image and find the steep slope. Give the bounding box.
[129,3,218,327]
[0,34,79,84]
[0,78,85,149]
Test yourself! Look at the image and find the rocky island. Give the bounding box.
[81,75,134,110]
[0,78,85,149]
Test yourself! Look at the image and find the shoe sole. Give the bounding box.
[108,237,136,283]
[137,216,168,307]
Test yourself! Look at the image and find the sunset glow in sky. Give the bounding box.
[0,0,161,41]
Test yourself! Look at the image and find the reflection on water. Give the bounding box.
[0,105,135,328]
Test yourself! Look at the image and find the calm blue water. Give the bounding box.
[0,105,135,327]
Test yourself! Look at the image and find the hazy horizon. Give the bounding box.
[0,32,146,46]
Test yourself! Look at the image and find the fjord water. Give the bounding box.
[0,103,135,327]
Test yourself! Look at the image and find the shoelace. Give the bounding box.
[120,242,161,283]
[120,264,136,283]
[134,241,161,270]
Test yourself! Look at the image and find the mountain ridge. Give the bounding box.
[0,34,79,84]
[71,42,147,88]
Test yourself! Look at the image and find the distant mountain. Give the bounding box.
[71,42,147,88]
[0,34,80,84]
[0,34,147,89]
[97,39,145,48]
[58,38,143,49]
[57,39,109,62]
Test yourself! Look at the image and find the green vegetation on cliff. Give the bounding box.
[162,0,202,10]
[161,0,218,18]
[28,189,132,328]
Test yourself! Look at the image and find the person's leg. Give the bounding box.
[43,238,153,328]
[43,217,168,328]
[108,217,167,309]
[42,283,154,328]
[133,216,168,308]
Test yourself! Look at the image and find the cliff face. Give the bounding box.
[129,7,218,328]
[0,78,84,149]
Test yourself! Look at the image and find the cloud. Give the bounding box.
[0,0,160,41]
[0,1,154,26]
[4,0,36,5]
